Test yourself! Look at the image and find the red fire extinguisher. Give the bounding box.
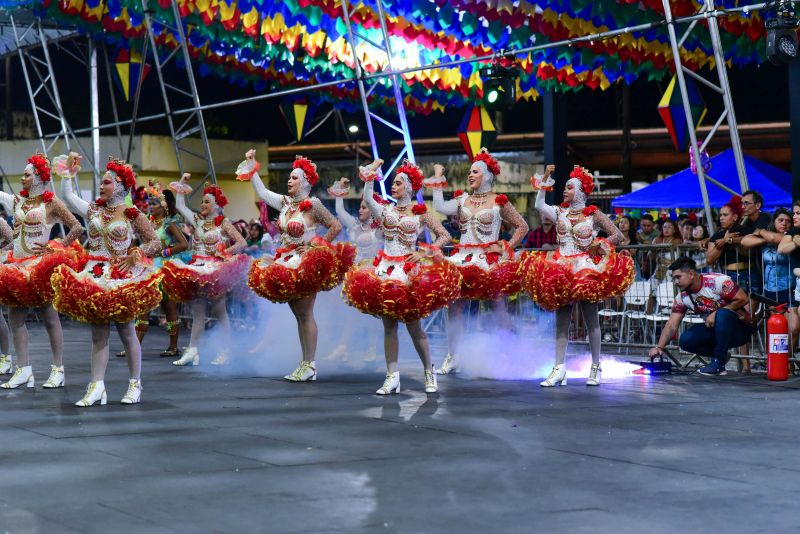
[767,304,789,381]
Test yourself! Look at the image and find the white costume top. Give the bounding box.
[335,197,382,261]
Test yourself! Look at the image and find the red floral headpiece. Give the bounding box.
[396,160,424,192]
[473,147,500,177]
[292,155,319,186]
[27,153,51,182]
[370,192,390,205]
[569,165,595,195]
[203,183,228,209]
[106,158,137,190]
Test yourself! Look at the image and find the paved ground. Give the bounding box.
[1,322,800,534]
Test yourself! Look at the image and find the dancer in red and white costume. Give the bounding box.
[56,157,162,406]
[343,160,460,394]
[242,149,353,382]
[329,177,384,263]
[521,165,633,386]
[0,153,84,390]
[165,174,249,367]
[424,150,529,374]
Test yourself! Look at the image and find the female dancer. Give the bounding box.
[164,174,249,367]
[243,149,353,381]
[118,181,190,358]
[0,153,84,389]
[522,165,633,386]
[55,157,162,406]
[343,160,460,394]
[329,176,384,263]
[0,219,14,376]
[423,150,529,374]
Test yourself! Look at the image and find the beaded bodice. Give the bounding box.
[86,204,132,258]
[349,221,382,261]
[278,198,317,247]
[191,214,225,256]
[555,206,596,256]
[381,205,421,256]
[457,196,501,245]
[13,199,52,257]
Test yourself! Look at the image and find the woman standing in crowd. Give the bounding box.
[0,154,84,390]
[423,150,529,375]
[343,159,460,394]
[523,165,633,387]
[56,157,163,406]
[616,215,638,247]
[649,219,683,283]
[777,200,800,355]
[164,175,249,367]
[243,149,353,382]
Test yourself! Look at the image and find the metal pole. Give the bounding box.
[704,0,748,193]
[662,0,715,235]
[101,43,125,156]
[12,18,47,154]
[127,35,149,162]
[89,38,100,196]
[4,56,12,140]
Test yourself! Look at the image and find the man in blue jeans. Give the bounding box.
[650,257,752,376]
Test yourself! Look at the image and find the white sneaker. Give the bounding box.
[42,365,65,388]
[540,364,567,387]
[376,372,400,395]
[436,353,459,375]
[75,381,107,407]
[120,379,142,404]
[284,361,317,382]
[586,363,601,386]
[210,351,229,366]
[173,347,199,366]
[1,365,34,389]
[0,354,12,374]
[424,368,438,393]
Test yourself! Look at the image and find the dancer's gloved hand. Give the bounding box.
[422,164,447,189]
[358,159,383,182]
[328,178,350,197]
[170,173,193,195]
[406,251,425,264]
[119,248,142,273]
[531,164,556,191]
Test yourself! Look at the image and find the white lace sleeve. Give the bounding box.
[362,181,384,220]
[251,170,284,210]
[431,188,459,216]
[60,177,89,219]
[335,196,356,230]
[534,189,557,223]
[174,192,196,225]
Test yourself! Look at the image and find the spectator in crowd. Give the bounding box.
[442,214,460,241]
[734,189,771,295]
[232,219,249,242]
[524,218,557,250]
[650,219,683,282]
[689,224,711,271]
[777,200,800,355]
[256,200,280,238]
[616,215,638,247]
[707,197,747,287]
[245,222,265,257]
[637,214,659,244]
[680,220,695,242]
[650,256,751,376]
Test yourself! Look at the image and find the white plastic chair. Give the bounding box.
[619,281,652,349]
[645,281,677,345]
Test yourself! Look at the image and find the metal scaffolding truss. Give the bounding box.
[141,0,216,184]
[9,15,99,184]
[340,0,416,199]
[662,0,752,233]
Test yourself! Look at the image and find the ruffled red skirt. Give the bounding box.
[0,241,86,308]
[519,242,634,311]
[52,256,163,324]
[248,237,356,303]
[161,253,252,303]
[447,241,520,301]
[343,248,462,323]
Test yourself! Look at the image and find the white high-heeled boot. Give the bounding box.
[540,364,567,387]
[210,350,229,366]
[42,365,65,388]
[436,353,459,375]
[173,347,199,366]
[424,367,438,393]
[120,379,142,404]
[376,372,400,395]
[1,365,34,389]
[0,354,12,375]
[284,361,317,382]
[75,381,107,407]
[586,363,601,386]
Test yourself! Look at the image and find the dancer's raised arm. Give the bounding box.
[359,160,385,220]
[532,164,557,223]
[242,148,284,210]
[172,173,197,224]
[329,178,356,229]
[425,164,459,216]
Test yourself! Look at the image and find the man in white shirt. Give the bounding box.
[650,256,751,376]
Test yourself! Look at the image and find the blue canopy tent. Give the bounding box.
[611,149,792,209]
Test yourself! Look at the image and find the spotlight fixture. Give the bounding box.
[480,53,520,111]
[766,0,799,65]
[348,124,360,134]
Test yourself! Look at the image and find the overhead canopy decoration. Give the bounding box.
[31,0,767,115]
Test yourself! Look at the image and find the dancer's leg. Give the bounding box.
[188,299,206,347]
[554,304,573,366]
[382,317,399,373]
[406,320,432,370]
[163,300,180,351]
[90,323,111,382]
[579,301,601,365]
[0,307,10,355]
[210,298,231,342]
[289,295,318,362]
[446,300,467,356]
[117,321,142,380]
[8,307,29,366]
[41,305,64,367]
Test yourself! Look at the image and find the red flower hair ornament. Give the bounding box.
[569,165,595,195]
[106,158,137,190]
[473,147,501,177]
[396,160,424,192]
[202,183,229,209]
[292,156,319,186]
[27,153,51,182]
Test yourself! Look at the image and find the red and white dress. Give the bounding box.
[160,213,250,302]
[520,205,634,311]
[431,189,528,300]
[343,182,460,323]
[0,192,84,308]
[51,201,163,324]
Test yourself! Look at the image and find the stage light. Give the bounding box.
[480,54,520,111]
[766,0,799,65]
[348,124,359,134]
